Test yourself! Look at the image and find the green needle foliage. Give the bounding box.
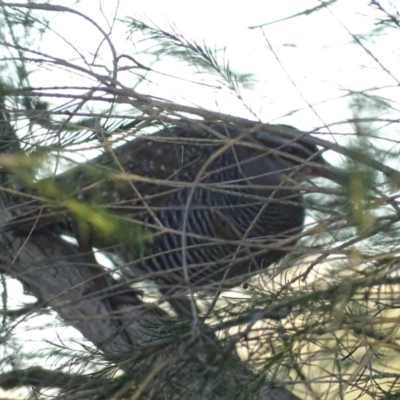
[0,2,400,400]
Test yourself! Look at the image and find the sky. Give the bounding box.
[32,0,400,136]
[2,0,400,395]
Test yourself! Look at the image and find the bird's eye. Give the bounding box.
[282,144,316,161]
[284,146,295,155]
[283,146,302,158]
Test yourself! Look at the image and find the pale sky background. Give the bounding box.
[2,0,400,395]
[33,0,400,133]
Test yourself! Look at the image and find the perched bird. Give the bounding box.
[5,121,336,316]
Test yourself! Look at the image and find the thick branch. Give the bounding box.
[0,208,301,399]
[0,88,301,398]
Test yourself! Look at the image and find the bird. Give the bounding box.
[4,121,337,316]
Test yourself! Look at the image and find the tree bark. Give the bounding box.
[0,100,301,399]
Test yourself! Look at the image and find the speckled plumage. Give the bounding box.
[8,122,330,315]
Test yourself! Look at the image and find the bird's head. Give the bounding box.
[238,125,339,191]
